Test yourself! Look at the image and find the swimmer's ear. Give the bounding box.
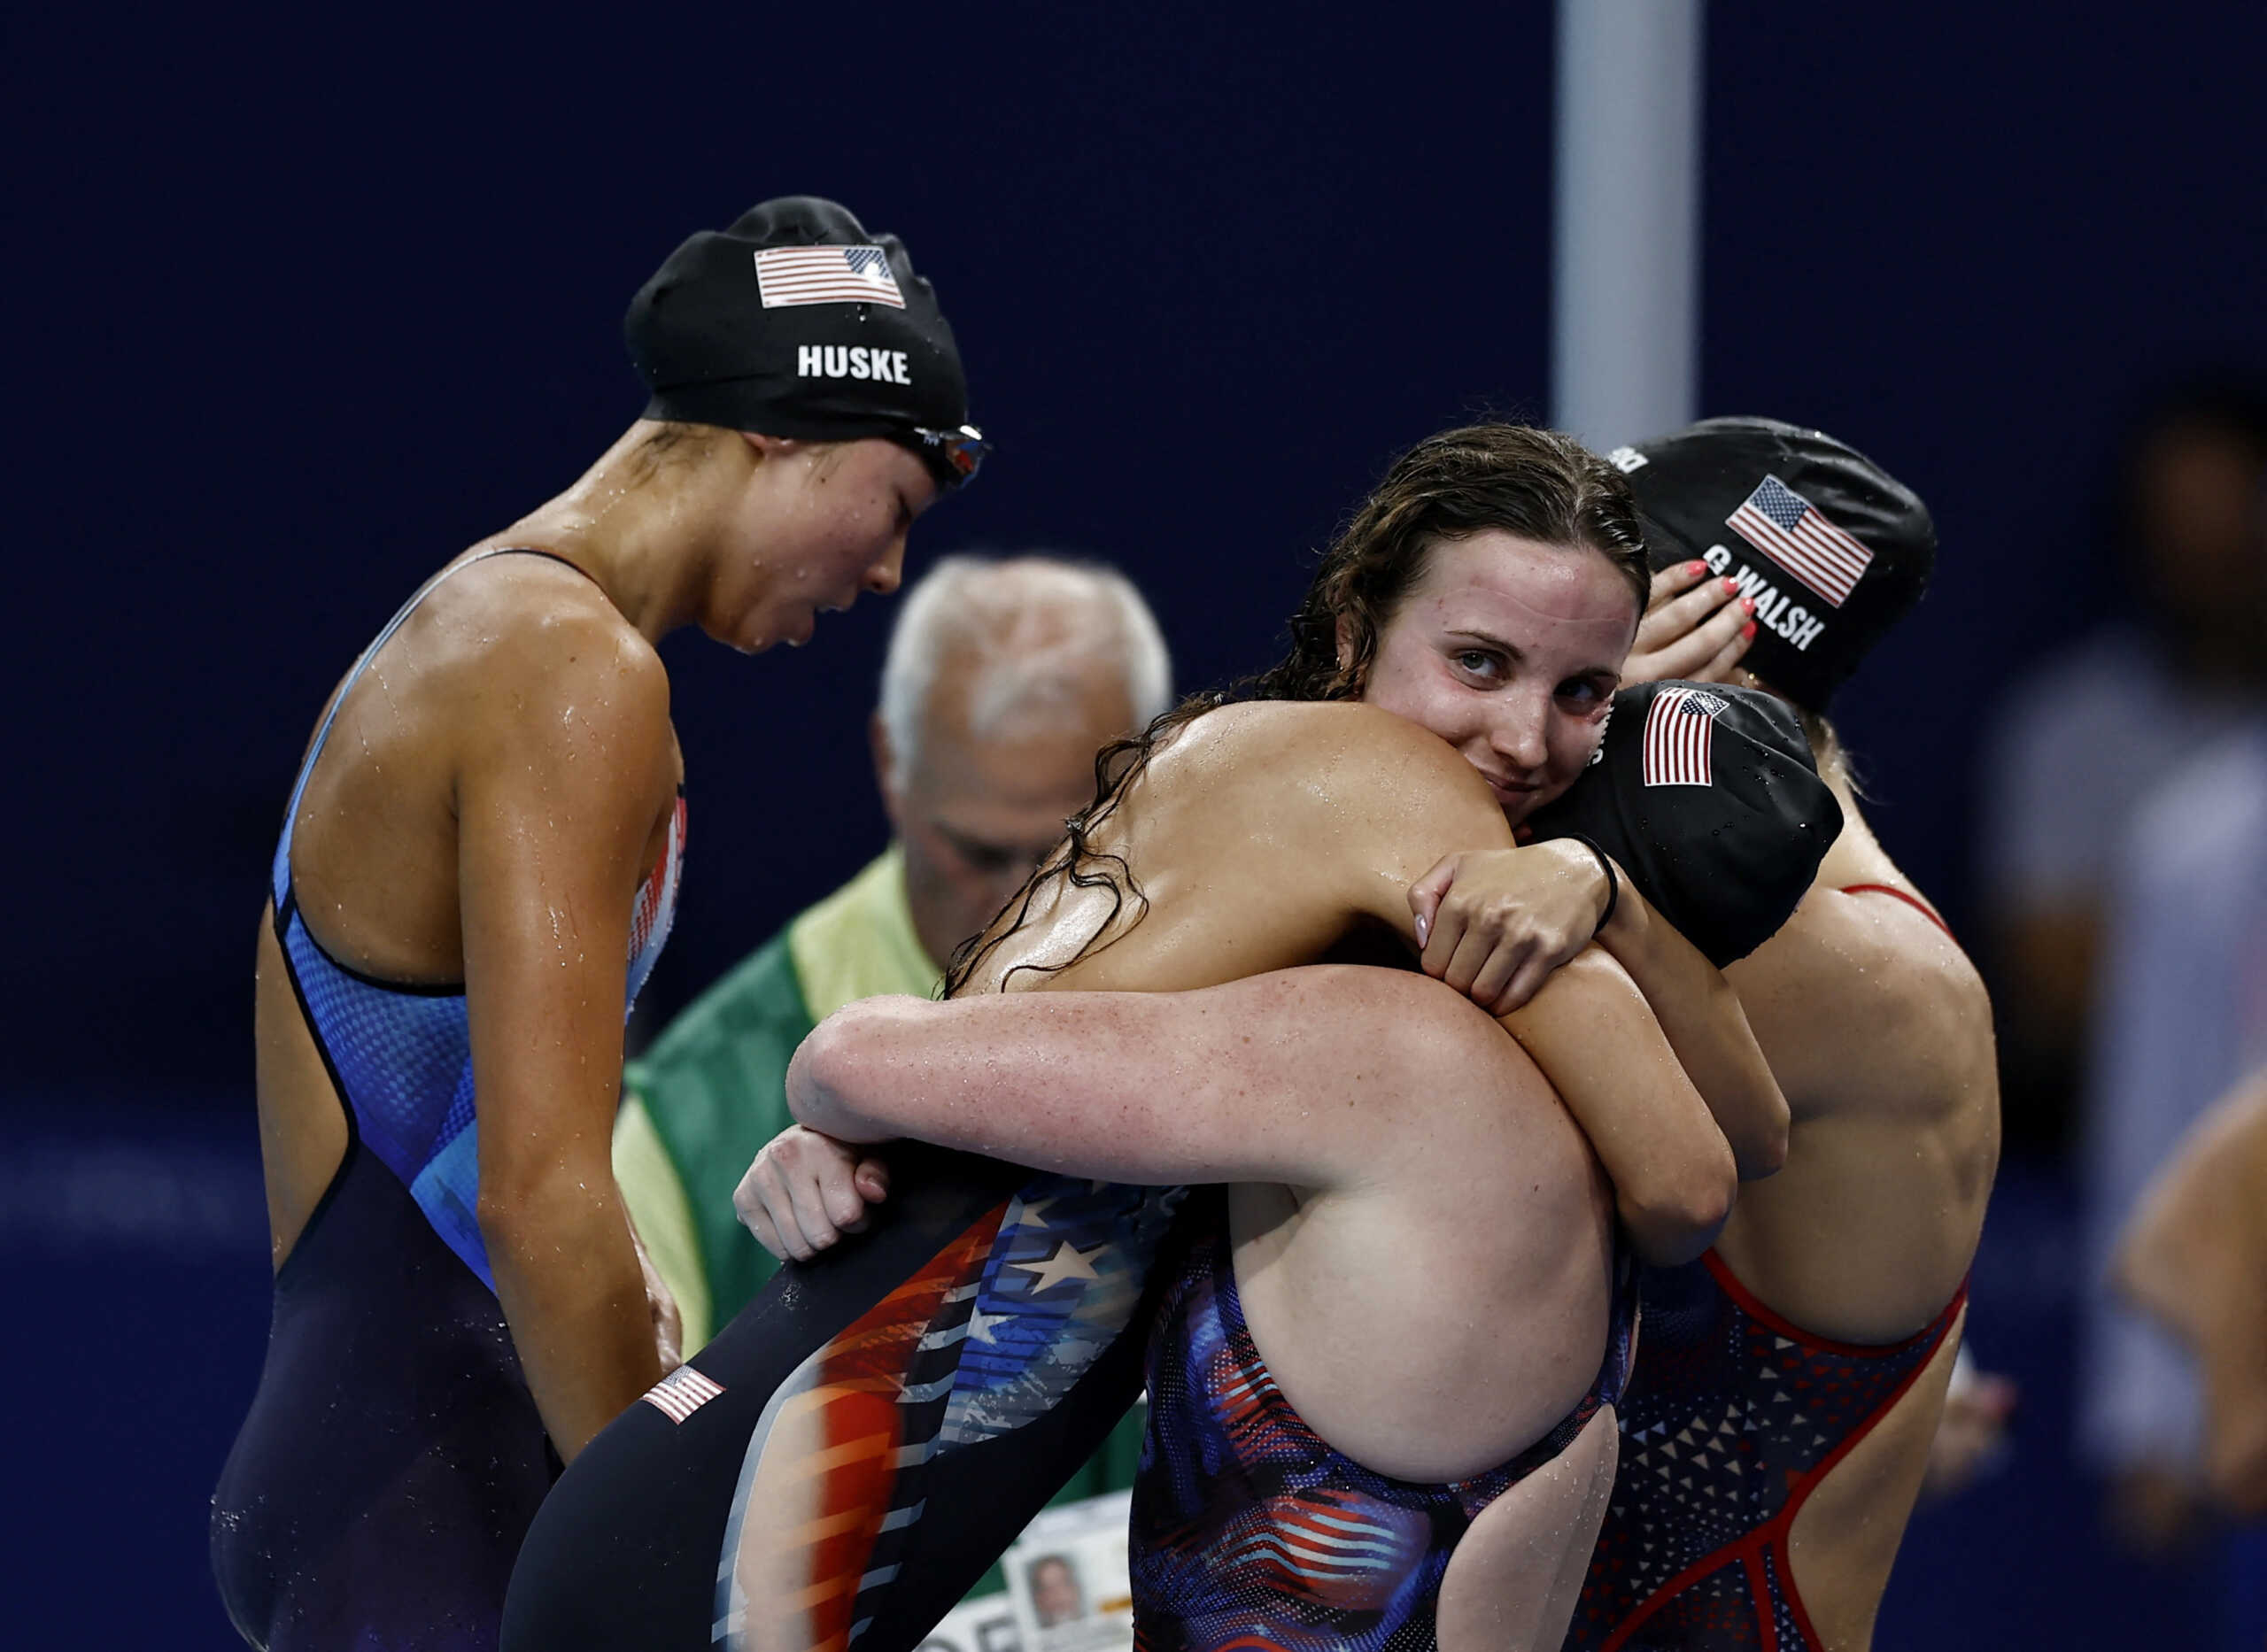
[740,431,805,462]
[1334,614,1355,675]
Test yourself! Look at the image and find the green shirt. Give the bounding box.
[613,845,1145,1593]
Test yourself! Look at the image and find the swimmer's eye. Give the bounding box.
[1557,675,1616,709]
[1452,648,1505,682]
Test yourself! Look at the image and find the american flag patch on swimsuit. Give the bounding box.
[754,245,906,308]
[1726,475,1874,607]
[642,1365,724,1424]
[1643,686,1727,787]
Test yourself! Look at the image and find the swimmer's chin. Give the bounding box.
[717,606,817,653]
[1485,776,1541,814]
[1487,775,1574,825]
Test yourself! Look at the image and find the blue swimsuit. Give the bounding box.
[211,549,685,1652]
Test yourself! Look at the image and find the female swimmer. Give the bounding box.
[504,425,1790,1652]
[211,196,984,1652]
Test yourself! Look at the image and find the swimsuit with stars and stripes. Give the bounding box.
[1562,1252,1964,1652]
[1564,884,1969,1652]
[1132,1190,1638,1652]
[501,1154,1188,1652]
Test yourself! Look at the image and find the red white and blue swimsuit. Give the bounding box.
[1132,1191,1638,1652]
[1564,1251,1963,1652]
[1566,884,1969,1652]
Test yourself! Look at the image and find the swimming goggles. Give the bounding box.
[893,423,991,492]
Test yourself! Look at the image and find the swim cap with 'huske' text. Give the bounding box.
[624,196,972,459]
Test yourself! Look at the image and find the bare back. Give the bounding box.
[956,706,1619,1455]
[1713,793,2000,1646]
[943,702,1683,1640]
[956,700,1454,998]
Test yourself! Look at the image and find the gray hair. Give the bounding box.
[878,555,1172,788]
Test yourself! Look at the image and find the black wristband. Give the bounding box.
[1567,834,1620,939]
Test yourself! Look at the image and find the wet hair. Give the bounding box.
[620,419,730,489]
[1271,423,1649,701]
[944,422,1649,995]
[630,418,865,476]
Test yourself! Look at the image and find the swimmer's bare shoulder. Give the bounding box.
[268,547,678,1455]
[286,552,677,981]
[969,699,1517,995]
[438,551,676,764]
[1729,888,1991,1124]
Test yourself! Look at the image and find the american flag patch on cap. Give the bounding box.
[641,1365,725,1424]
[1643,687,1726,787]
[754,245,906,309]
[1726,475,1874,608]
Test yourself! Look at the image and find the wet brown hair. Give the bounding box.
[944,422,1650,996]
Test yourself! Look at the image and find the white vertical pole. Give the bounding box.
[1551,0,1706,448]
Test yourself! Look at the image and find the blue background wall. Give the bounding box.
[7,4,2264,1644]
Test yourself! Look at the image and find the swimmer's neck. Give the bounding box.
[488,421,748,645]
[1813,765,1897,891]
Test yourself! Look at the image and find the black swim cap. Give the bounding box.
[1529,680,1842,967]
[625,197,975,472]
[1607,418,1934,712]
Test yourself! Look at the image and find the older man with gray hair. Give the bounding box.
[613,551,1170,1341]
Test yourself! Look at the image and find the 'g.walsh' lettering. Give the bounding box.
[1704,544,1829,653]
[796,344,912,384]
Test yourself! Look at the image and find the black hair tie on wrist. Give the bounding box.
[1568,833,1620,939]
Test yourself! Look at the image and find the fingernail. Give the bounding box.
[1722,577,1740,593]
[1686,560,1706,576]
[1740,597,1756,614]
[1742,621,1757,640]
[1414,914,1430,946]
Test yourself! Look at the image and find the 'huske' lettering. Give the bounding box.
[797,344,912,384]
[1703,544,1829,652]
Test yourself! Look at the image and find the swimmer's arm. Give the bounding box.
[1590,886,1787,1177]
[786,961,1732,1268]
[787,973,1477,1189]
[1501,950,1736,1264]
[2115,1073,2267,1512]
[1411,851,1786,1178]
[1305,716,1740,1258]
[460,616,674,1460]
